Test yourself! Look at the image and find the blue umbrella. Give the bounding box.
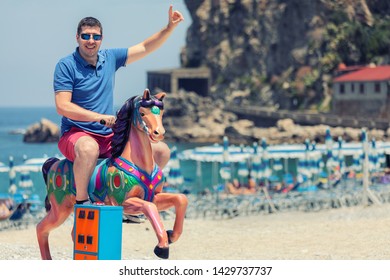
[260,138,271,180]
[336,136,345,174]
[167,146,184,187]
[310,141,322,177]
[8,156,17,194]
[325,127,335,169]
[19,171,34,189]
[298,139,312,179]
[219,136,231,181]
[369,138,380,172]
[352,153,362,173]
[237,160,249,177]
[0,162,10,173]
[250,142,262,183]
[237,144,249,179]
[272,158,283,172]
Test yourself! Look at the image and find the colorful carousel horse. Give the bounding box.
[36,89,188,260]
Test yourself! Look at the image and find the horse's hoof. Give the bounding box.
[154,246,169,259]
[167,230,174,244]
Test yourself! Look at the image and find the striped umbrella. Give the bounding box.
[19,171,34,189]
[272,158,283,172]
[369,138,380,172]
[310,141,323,176]
[219,136,231,180]
[0,162,10,173]
[167,146,184,187]
[325,127,334,167]
[260,138,272,179]
[250,142,262,183]
[297,139,312,179]
[237,144,249,182]
[8,156,17,194]
[336,136,345,174]
[352,153,362,173]
[237,160,249,177]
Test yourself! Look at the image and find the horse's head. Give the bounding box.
[132,89,166,143]
[111,89,166,158]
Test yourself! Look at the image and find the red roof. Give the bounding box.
[333,65,390,82]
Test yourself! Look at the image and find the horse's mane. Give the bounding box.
[111,96,136,159]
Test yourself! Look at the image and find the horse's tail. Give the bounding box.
[42,157,60,212]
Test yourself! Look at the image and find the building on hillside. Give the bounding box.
[147,67,211,97]
[332,65,390,118]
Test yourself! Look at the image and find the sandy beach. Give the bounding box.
[0,202,390,261]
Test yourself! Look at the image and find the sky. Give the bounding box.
[0,0,191,107]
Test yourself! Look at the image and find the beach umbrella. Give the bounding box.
[297,158,307,178]
[325,127,333,167]
[369,138,380,172]
[324,127,334,187]
[178,142,251,163]
[325,127,333,161]
[251,156,262,182]
[361,129,381,206]
[336,136,345,174]
[167,146,184,187]
[377,140,386,168]
[352,153,362,173]
[260,138,272,180]
[237,160,249,177]
[310,141,323,177]
[272,158,283,172]
[297,139,312,179]
[252,141,258,156]
[307,141,316,176]
[0,162,10,173]
[219,136,231,181]
[17,170,34,199]
[8,156,17,194]
[250,142,262,182]
[237,144,249,183]
[11,157,48,173]
[178,139,390,164]
[18,171,34,189]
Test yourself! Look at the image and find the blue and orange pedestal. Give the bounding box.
[73,204,123,260]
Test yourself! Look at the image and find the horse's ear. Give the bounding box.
[143,88,151,100]
[155,92,166,101]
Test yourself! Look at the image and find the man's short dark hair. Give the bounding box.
[77,17,103,35]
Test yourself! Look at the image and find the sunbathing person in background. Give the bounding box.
[226,176,257,195]
[0,198,14,220]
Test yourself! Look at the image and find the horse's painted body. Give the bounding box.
[36,89,188,259]
[45,157,165,206]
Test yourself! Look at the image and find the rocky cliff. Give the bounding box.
[180,0,389,110]
[162,0,390,145]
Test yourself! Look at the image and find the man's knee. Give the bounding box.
[152,142,171,168]
[75,137,99,159]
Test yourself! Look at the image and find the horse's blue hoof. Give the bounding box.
[154,246,169,259]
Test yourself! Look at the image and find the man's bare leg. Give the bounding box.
[73,136,100,203]
[152,141,171,169]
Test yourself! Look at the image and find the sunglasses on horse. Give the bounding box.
[141,99,164,109]
[80,33,102,41]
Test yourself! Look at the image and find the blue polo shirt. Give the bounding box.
[53,47,128,135]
